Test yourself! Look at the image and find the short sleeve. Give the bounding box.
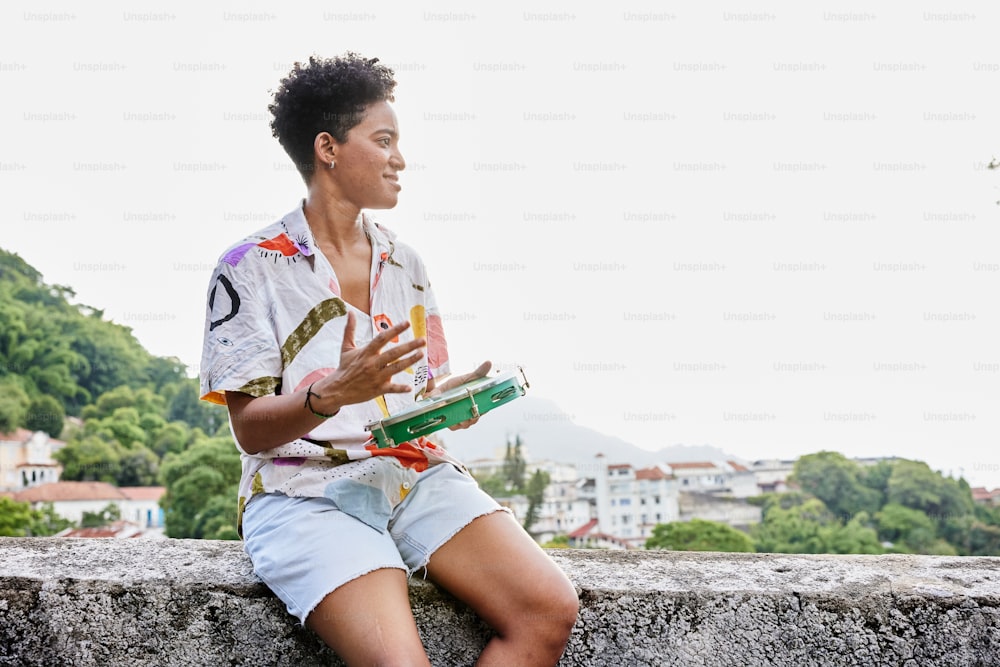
[423,277,450,380]
[199,261,283,405]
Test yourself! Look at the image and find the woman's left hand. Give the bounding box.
[426,360,492,430]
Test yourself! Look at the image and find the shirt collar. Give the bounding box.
[280,200,397,270]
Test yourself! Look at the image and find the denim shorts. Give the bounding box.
[241,463,507,625]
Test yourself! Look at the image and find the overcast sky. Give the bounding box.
[3,2,998,488]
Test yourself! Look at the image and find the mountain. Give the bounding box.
[436,395,740,467]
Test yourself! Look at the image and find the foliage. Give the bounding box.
[522,468,551,532]
[756,455,995,556]
[542,534,570,549]
[876,503,937,552]
[0,247,188,419]
[885,459,973,527]
[27,502,73,536]
[159,437,241,539]
[81,502,121,528]
[0,497,36,536]
[0,377,30,434]
[646,519,755,552]
[53,435,122,483]
[0,248,242,537]
[0,498,72,536]
[791,451,881,520]
[751,495,883,555]
[476,434,531,497]
[24,394,65,438]
[502,435,527,491]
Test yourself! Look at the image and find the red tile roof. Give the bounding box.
[58,520,143,539]
[667,461,718,470]
[635,467,669,481]
[972,487,998,502]
[0,428,66,448]
[567,518,598,538]
[118,487,166,501]
[0,428,34,443]
[727,461,749,472]
[608,464,633,470]
[14,481,126,503]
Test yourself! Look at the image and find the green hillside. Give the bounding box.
[0,247,238,539]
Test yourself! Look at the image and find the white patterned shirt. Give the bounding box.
[199,202,463,534]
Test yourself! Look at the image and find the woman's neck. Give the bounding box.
[302,190,366,254]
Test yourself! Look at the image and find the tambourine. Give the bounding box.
[365,367,529,448]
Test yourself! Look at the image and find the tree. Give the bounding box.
[159,436,241,539]
[876,503,937,553]
[151,421,195,459]
[26,502,73,536]
[823,512,884,555]
[81,502,121,528]
[53,435,122,482]
[886,460,974,527]
[198,494,240,541]
[166,379,225,435]
[24,394,65,438]
[475,433,531,500]
[502,435,527,492]
[750,491,885,555]
[0,497,35,536]
[752,495,837,554]
[116,444,160,487]
[0,377,29,433]
[522,468,551,532]
[792,451,881,520]
[647,519,755,552]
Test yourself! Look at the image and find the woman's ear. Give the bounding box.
[314,131,338,170]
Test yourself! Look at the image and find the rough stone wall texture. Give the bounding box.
[2,538,1000,666]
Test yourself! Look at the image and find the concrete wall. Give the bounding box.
[2,537,999,666]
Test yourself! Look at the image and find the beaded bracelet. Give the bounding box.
[305,382,339,419]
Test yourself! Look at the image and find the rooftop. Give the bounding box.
[13,481,150,503]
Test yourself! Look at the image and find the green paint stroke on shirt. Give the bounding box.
[237,376,281,397]
[280,297,347,368]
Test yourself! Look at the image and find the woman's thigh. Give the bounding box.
[242,492,407,625]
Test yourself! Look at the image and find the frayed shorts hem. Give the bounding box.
[241,463,505,625]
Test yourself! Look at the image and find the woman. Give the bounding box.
[199,53,578,666]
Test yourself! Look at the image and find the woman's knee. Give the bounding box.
[515,573,579,642]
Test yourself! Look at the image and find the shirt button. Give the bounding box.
[402,482,412,490]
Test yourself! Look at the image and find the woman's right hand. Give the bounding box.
[309,311,425,411]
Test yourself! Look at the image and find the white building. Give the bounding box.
[664,460,760,498]
[527,459,591,543]
[0,428,63,492]
[12,481,165,532]
[749,459,798,494]
[467,457,591,544]
[577,455,680,549]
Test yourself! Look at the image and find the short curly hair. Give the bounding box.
[269,53,397,183]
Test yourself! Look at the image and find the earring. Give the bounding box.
[329,160,335,169]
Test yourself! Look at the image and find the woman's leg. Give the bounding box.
[306,568,431,667]
[424,511,579,667]
[242,493,430,666]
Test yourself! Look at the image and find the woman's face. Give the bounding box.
[331,100,406,210]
